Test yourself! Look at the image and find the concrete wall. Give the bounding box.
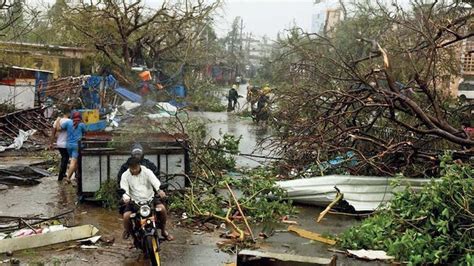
[0,42,92,78]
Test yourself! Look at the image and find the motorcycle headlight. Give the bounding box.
[139,205,151,217]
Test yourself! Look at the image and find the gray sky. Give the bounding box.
[32,0,316,39]
[214,0,315,39]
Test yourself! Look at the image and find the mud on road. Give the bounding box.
[0,174,383,266]
[0,175,233,265]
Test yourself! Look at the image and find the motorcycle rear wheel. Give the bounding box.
[145,235,160,266]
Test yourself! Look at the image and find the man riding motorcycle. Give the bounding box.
[120,157,174,241]
[117,143,159,184]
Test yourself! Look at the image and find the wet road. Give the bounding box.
[189,83,274,168]
[0,175,379,265]
[0,86,381,265]
[0,175,233,265]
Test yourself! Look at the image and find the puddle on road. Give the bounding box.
[189,83,275,169]
[0,175,233,265]
[0,88,375,265]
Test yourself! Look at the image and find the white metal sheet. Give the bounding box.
[109,155,130,180]
[82,155,101,193]
[0,85,35,109]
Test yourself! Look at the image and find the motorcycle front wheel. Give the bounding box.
[145,235,160,266]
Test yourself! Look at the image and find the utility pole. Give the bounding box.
[238,17,243,76]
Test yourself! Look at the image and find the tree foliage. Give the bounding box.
[51,0,220,74]
[339,155,473,264]
[265,1,473,176]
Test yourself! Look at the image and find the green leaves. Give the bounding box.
[170,166,294,224]
[94,179,120,209]
[338,158,473,264]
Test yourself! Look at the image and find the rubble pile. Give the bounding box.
[41,76,89,104]
[0,108,50,149]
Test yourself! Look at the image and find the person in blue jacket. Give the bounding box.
[61,111,86,183]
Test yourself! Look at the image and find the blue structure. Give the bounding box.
[81,75,118,109]
[115,87,142,103]
[167,85,187,98]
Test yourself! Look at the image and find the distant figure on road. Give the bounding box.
[227,84,239,111]
[246,84,253,102]
[252,90,270,124]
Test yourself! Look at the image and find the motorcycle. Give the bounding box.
[118,186,167,266]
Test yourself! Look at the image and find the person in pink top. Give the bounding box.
[50,106,72,181]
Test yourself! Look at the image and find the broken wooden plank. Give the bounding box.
[317,189,343,223]
[237,249,336,266]
[287,225,336,245]
[0,224,99,253]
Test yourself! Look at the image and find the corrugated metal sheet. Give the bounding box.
[277,175,433,211]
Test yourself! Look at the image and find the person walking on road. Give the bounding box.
[61,111,86,183]
[50,107,71,181]
[227,84,239,111]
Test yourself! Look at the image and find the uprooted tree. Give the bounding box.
[265,1,473,176]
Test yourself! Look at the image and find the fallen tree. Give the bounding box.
[264,0,473,176]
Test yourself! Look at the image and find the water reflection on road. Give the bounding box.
[189,84,274,168]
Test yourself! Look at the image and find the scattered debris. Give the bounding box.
[0,224,99,253]
[287,225,336,245]
[0,163,51,187]
[0,209,74,232]
[0,176,40,186]
[237,249,336,266]
[281,215,298,225]
[204,222,218,230]
[277,175,432,211]
[346,249,395,261]
[0,165,51,178]
[317,187,343,223]
[0,130,36,152]
[99,236,115,245]
[80,245,99,249]
[225,182,255,242]
[0,108,50,146]
[78,235,101,244]
[339,159,473,264]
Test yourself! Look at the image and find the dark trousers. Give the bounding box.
[58,148,69,181]
[228,99,237,111]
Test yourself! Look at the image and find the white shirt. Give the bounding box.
[120,166,161,202]
[53,117,70,148]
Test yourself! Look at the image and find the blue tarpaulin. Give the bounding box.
[115,87,142,103]
[81,87,100,109]
[85,120,107,132]
[81,75,118,109]
[167,85,187,98]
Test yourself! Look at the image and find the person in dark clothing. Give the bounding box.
[117,143,159,185]
[227,85,239,111]
[50,107,71,181]
[117,143,164,215]
[252,93,270,123]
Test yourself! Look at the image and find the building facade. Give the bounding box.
[0,42,92,78]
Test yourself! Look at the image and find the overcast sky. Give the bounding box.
[214,0,314,39]
[30,0,315,39]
